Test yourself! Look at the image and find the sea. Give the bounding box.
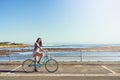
[0,44,120,62]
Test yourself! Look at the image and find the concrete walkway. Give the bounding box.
[0,62,120,75]
[0,62,120,80]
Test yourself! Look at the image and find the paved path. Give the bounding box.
[0,63,120,80]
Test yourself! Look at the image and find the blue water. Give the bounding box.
[0,44,120,62]
[0,51,120,62]
[1,44,120,50]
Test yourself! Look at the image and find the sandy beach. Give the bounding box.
[0,46,120,55]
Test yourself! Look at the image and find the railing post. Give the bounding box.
[80,51,82,62]
[8,54,11,62]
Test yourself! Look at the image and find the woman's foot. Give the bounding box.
[34,69,38,72]
[37,61,42,64]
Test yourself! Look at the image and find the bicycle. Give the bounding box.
[22,51,59,73]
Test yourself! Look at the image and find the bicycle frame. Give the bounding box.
[29,51,50,67]
[41,55,49,63]
[22,51,58,73]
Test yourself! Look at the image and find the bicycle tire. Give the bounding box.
[22,59,34,73]
[45,59,58,73]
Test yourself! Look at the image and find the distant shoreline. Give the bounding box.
[0,42,31,48]
[0,45,30,48]
[0,46,120,55]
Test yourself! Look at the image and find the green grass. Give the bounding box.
[0,42,24,46]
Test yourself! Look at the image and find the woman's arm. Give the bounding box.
[36,42,44,51]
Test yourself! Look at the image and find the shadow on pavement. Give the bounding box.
[0,70,24,73]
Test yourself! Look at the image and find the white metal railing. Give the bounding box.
[0,51,120,62]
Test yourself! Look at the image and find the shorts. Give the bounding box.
[33,51,43,57]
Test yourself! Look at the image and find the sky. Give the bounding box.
[0,0,120,44]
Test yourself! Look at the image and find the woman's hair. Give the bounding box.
[36,38,42,46]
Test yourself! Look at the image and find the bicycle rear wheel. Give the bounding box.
[22,59,34,73]
[45,59,58,73]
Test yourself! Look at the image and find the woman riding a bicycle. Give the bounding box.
[33,37,45,72]
[22,38,58,73]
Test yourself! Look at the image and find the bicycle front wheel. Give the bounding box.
[22,59,34,73]
[45,59,58,73]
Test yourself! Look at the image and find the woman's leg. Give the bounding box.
[34,56,37,71]
[38,53,44,63]
[34,54,40,72]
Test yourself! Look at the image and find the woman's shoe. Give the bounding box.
[34,69,39,72]
[37,61,42,64]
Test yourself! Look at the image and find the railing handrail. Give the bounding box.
[1,51,120,62]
